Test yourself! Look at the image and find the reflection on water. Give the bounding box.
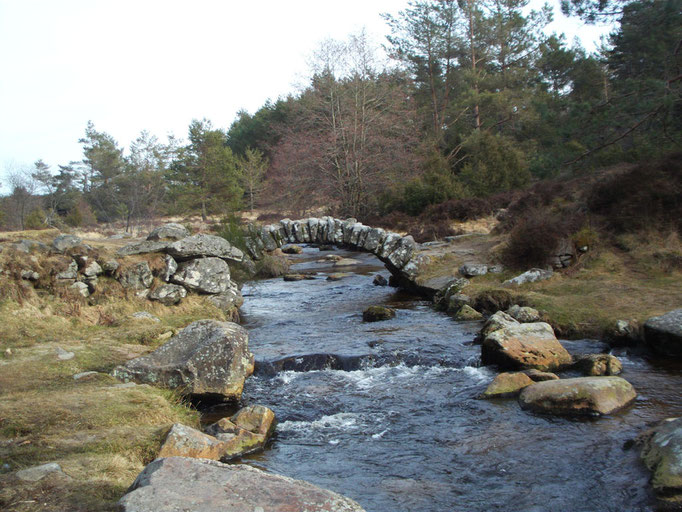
[230,247,682,512]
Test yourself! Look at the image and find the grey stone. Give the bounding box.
[386,236,416,269]
[21,270,40,281]
[16,462,68,482]
[487,265,504,274]
[13,239,48,254]
[377,233,402,259]
[118,262,153,290]
[446,293,471,313]
[644,309,682,357]
[132,311,160,322]
[56,347,75,360]
[373,274,388,286]
[117,240,171,257]
[638,417,682,501]
[112,320,254,400]
[70,281,90,297]
[506,305,541,323]
[147,223,189,241]
[503,268,554,286]
[454,305,483,321]
[167,234,244,262]
[171,257,232,294]
[118,457,366,512]
[163,254,178,282]
[480,311,519,338]
[73,371,99,381]
[149,284,187,306]
[52,234,82,252]
[459,263,488,277]
[83,260,102,278]
[207,287,244,312]
[56,260,78,280]
[102,259,120,275]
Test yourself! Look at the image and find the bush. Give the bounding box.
[24,209,46,230]
[588,152,682,233]
[423,197,494,223]
[215,215,249,254]
[501,211,566,269]
[380,168,467,216]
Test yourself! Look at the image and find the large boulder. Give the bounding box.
[643,309,682,357]
[171,257,233,294]
[118,457,366,512]
[112,320,254,400]
[167,234,243,262]
[638,417,682,504]
[482,322,572,371]
[519,376,637,416]
[207,288,244,312]
[116,240,170,256]
[147,223,190,241]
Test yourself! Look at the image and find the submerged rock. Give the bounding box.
[363,306,396,322]
[644,309,682,357]
[118,457,366,512]
[638,417,682,504]
[519,376,636,416]
[373,274,388,286]
[283,273,316,281]
[112,320,254,400]
[480,372,535,398]
[573,353,623,376]
[482,322,572,371]
[327,273,350,281]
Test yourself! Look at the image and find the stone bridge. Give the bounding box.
[244,217,426,287]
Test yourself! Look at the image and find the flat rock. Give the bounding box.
[638,417,682,502]
[519,376,637,416]
[503,268,553,286]
[149,284,187,305]
[482,322,572,371]
[480,372,535,398]
[118,457,366,512]
[117,240,171,256]
[16,462,69,482]
[283,273,316,281]
[147,223,190,241]
[459,262,488,277]
[132,311,160,322]
[644,309,682,357]
[112,320,254,400]
[167,234,243,262]
[327,273,350,281]
[334,258,361,267]
[171,257,232,294]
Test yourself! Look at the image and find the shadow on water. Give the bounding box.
[221,246,681,512]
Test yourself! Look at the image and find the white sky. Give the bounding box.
[0,0,612,189]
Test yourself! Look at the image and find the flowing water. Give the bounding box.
[223,247,682,512]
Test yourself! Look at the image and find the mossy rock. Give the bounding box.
[454,305,483,321]
[363,306,396,322]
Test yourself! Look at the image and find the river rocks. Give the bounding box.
[643,309,682,357]
[283,273,316,281]
[232,405,276,437]
[363,305,396,322]
[373,274,388,286]
[118,457,366,512]
[149,284,187,306]
[507,305,541,323]
[334,258,361,267]
[158,423,226,459]
[171,257,232,294]
[147,223,189,241]
[282,244,303,254]
[433,277,470,310]
[446,293,471,313]
[482,322,572,371]
[112,320,254,400]
[459,263,488,277]
[480,372,535,398]
[204,405,277,461]
[118,262,153,290]
[327,273,350,281]
[573,354,623,376]
[638,417,682,503]
[454,305,484,321]
[503,268,553,286]
[473,289,514,314]
[519,376,636,416]
[52,234,82,252]
[523,369,559,381]
[167,234,244,262]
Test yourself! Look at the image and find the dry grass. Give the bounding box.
[0,270,224,510]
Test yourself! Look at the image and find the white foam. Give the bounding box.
[458,365,494,382]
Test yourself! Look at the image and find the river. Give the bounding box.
[219,246,682,512]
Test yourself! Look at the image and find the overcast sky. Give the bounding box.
[0,0,612,188]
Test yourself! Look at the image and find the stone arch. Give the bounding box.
[244,217,421,283]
